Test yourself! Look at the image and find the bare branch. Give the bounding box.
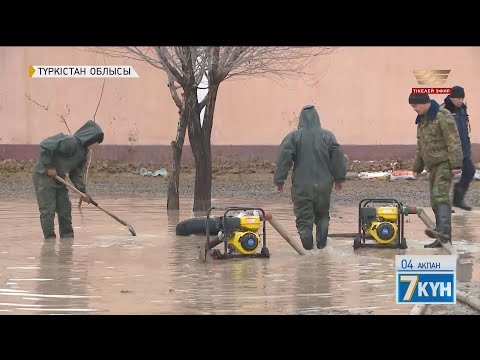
[205,47,214,79]
[218,47,233,70]
[225,47,249,66]
[167,73,183,109]
[56,107,72,135]
[89,46,336,103]
[209,47,221,82]
[89,46,188,87]
[189,47,197,71]
[174,47,187,66]
[179,47,196,86]
[80,55,109,209]
[82,47,151,63]
[93,60,106,121]
[194,49,208,87]
[154,47,186,86]
[98,47,167,72]
[25,93,49,111]
[25,93,73,134]
[220,47,337,82]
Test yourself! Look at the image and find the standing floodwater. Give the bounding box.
[0,197,479,314]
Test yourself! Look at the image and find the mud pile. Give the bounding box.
[0,159,162,175]
[0,158,422,175]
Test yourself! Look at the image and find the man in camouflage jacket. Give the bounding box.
[410,93,463,248]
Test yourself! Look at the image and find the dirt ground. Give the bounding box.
[2,158,480,209]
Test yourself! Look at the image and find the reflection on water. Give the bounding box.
[0,196,479,314]
[32,239,94,313]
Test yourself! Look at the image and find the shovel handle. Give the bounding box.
[55,175,98,206]
[54,174,136,236]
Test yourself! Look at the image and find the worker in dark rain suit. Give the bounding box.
[410,93,463,248]
[442,86,476,211]
[32,120,104,240]
[274,105,346,250]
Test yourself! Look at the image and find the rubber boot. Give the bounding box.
[316,216,329,249]
[424,208,441,248]
[41,220,56,240]
[425,204,452,248]
[436,203,452,244]
[44,233,56,241]
[299,233,314,250]
[453,183,472,211]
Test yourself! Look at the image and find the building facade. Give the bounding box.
[1,46,479,163]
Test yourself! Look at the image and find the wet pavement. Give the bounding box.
[0,196,479,315]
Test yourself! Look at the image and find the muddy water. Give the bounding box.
[0,196,479,315]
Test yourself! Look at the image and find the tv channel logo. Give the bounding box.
[396,255,456,304]
[413,69,451,86]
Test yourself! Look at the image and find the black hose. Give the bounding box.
[327,233,359,238]
[176,217,220,236]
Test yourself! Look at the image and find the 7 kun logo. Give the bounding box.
[398,273,455,304]
[396,255,456,305]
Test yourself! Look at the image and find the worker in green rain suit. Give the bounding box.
[32,120,104,240]
[274,105,347,250]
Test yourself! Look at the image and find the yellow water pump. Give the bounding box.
[364,206,398,243]
[223,214,262,254]
[353,198,407,249]
[205,206,270,260]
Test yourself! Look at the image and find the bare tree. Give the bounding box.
[90,46,336,212]
[78,77,106,209]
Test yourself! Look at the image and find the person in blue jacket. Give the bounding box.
[442,86,475,211]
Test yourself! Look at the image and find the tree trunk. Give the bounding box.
[166,105,188,211]
[190,137,212,215]
[189,84,219,214]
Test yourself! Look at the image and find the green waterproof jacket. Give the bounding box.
[274,105,346,188]
[34,120,104,192]
[413,100,463,173]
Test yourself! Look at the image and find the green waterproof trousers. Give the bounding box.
[33,171,74,239]
[292,183,332,250]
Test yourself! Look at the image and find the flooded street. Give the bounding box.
[1,196,479,315]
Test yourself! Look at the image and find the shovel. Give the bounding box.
[55,175,137,236]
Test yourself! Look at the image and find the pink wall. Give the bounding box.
[1,46,479,146]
